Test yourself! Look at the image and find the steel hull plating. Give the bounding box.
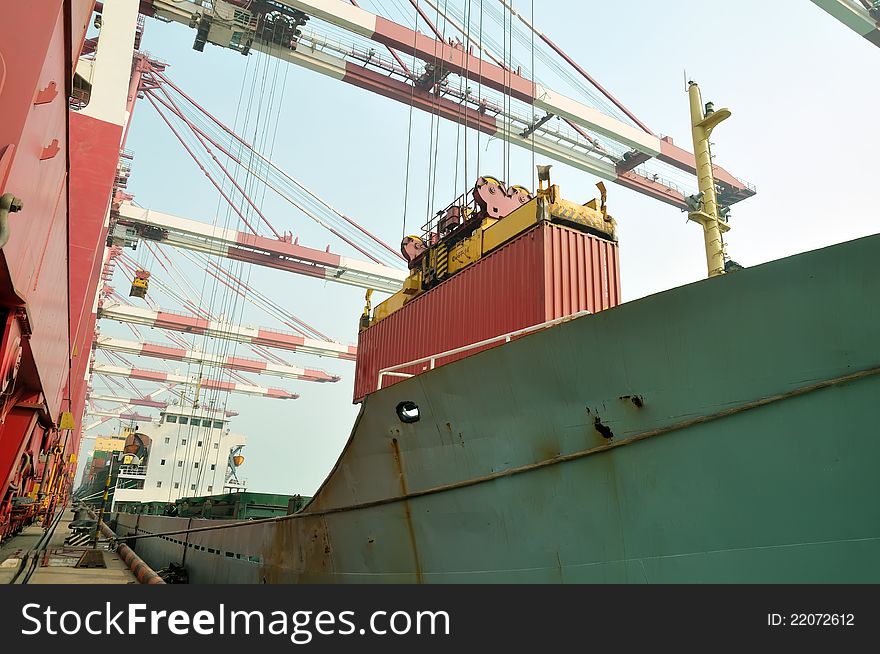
[115,233,880,582]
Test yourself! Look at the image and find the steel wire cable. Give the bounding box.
[147,71,403,265]
[148,88,403,267]
[162,45,257,503]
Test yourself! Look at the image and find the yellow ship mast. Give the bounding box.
[687,81,732,278]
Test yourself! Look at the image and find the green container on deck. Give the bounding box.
[174,492,311,520]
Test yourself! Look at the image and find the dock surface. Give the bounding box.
[0,510,137,584]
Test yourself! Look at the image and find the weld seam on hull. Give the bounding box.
[115,363,880,544]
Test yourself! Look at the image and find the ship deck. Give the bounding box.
[0,510,137,584]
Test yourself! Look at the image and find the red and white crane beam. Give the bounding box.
[86,394,239,418]
[415,0,607,153]
[98,302,358,360]
[95,335,340,382]
[810,0,880,47]
[279,0,658,153]
[494,0,654,134]
[83,384,177,432]
[91,363,299,399]
[142,0,754,209]
[85,410,156,423]
[112,244,346,377]
[145,1,624,185]
[141,68,404,266]
[185,251,333,341]
[88,394,170,409]
[115,201,407,293]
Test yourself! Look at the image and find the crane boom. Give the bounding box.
[95,336,340,382]
[810,0,880,47]
[98,302,358,360]
[91,363,299,399]
[141,0,755,209]
[114,202,407,293]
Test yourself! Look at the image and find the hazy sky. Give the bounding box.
[90,0,878,495]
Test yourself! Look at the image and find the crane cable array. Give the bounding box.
[142,65,404,268]
[96,0,674,499]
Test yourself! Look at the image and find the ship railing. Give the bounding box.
[377,309,592,390]
[735,177,758,193]
[117,464,147,478]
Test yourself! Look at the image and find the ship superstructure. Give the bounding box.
[112,408,247,509]
[74,410,247,511]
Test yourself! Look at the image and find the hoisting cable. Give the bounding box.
[530,0,535,184]
[401,1,420,240]
[146,66,403,264]
[144,85,398,266]
[495,0,654,135]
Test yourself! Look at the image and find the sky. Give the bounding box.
[85,0,879,495]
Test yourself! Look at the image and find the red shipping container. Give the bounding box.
[353,221,621,402]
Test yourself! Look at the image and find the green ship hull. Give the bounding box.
[114,233,880,582]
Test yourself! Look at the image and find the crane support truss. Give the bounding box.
[95,335,340,382]
[143,0,755,210]
[92,363,300,399]
[115,202,407,293]
[811,0,880,46]
[98,302,358,360]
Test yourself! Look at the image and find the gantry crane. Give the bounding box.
[78,0,762,427]
[137,0,755,210]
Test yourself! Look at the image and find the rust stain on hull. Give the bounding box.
[391,437,423,583]
[263,514,332,584]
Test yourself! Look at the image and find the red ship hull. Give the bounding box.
[0,0,99,539]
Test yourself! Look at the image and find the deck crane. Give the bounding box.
[138,0,755,211]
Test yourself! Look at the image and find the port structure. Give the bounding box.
[113,202,406,293]
[91,364,299,400]
[84,410,155,423]
[91,0,756,435]
[0,0,765,537]
[98,303,358,360]
[810,0,880,47]
[83,387,179,434]
[140,0,754,210]
[94,336,339,382]
[87,394,170,409]
[85,395,236,417]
